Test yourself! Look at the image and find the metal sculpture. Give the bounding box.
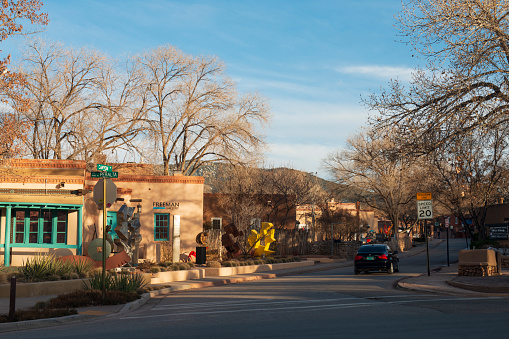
[221,224,244,258]
[114,204,142,264]
[248,222,276,257]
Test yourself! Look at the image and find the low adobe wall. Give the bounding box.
[458,249,499,276]
[0,279,85,298]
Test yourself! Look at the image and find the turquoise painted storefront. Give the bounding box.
[0,202,83,266]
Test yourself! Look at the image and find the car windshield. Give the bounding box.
[357,245,387,253]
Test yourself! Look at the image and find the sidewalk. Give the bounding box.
[398,263,509,294]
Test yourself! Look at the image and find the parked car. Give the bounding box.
[354,244,399,275]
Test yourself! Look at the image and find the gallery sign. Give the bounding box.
[153,201,180,210]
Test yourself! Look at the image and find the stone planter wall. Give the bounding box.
[458,264,498,277]
[203,261,315,277]
[150,269,205,284]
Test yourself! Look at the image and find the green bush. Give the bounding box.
[47,289,140,308]
[18,254,94,282]
[84,272,147,293]
[206,261,221,268]
[65,256,95,278]
[19,254,67,282]
[150,267,161,274]
[177,263,191,270]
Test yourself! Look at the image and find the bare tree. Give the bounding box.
[12,39,147,161]
[139,45,270,176]
[316,206,358,241]
[323,130,421,249]
[368,0,509,154]
[0,1,48,158]
[425,125,509,241]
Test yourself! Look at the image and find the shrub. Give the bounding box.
[177,263,190,270]
[19,254,95,282]
[206,261,221,268]
[47,290,140,308]
[19,254,63,282]
[65,256,95,278]
[150,267,161,274]
[137,260,155,270]
[0,307,77,323]
[84,272,148,293]
[0,272,7,284]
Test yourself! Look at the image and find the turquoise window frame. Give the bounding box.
[154,213,170,241]
[12,209,68,245]
[107,211,118,240]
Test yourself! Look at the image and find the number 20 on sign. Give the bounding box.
[417,200,433,220]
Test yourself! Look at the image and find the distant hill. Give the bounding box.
[192,163,364,203]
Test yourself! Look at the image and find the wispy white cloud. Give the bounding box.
[337,65,415,82]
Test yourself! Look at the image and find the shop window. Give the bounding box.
[211,217,222,230]
[154,213,170,241]
[12,209,68,245]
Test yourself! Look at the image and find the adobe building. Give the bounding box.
[0,160,204,266]
[296,199,378,238]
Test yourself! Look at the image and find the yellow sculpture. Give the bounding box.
[248,222,276,257]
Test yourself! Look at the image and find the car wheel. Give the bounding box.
[387,263,394,274]
[354,269,360,275]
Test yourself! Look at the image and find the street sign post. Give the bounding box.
[417,193,433,276]
[91,171,118,178]
[92,178,117,298]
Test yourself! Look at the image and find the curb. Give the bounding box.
[446,280,509,293]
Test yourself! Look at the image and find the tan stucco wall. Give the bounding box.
[83,176,204,263]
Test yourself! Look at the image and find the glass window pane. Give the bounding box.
[56,233,65,243]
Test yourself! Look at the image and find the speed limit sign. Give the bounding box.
[417,200,433,220]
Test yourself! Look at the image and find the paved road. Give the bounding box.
[5,239,509,339]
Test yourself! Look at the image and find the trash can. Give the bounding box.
[196,247,206,265]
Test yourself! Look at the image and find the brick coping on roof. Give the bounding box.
[85,175,204,184]
[5,159,87,169]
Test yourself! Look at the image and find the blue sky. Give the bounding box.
[4,0,421,178]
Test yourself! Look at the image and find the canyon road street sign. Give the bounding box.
[417,200,433,220]
[97,164,112,172]
[91,171,118,178]
[93,179,117,208]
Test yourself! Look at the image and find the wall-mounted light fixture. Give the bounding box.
[130,199,142,214]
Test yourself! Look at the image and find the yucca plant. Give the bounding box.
[19,254,62,282]
[83,272,147,293]
[67,257,95,278]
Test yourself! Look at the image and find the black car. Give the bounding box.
[354,244,399,275]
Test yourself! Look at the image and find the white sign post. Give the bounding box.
[417,200,433,220]
[173,215,181,263]
[417,193,433,276]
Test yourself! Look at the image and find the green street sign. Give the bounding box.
[97,164,112,172]
[91,171,118,178]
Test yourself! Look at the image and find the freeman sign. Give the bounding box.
[153,202,180,210]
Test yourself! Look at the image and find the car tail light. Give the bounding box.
[378,254,388,259]
[354,255,363,261]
